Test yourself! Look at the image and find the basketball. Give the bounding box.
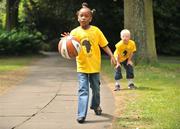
[58,35,81,59]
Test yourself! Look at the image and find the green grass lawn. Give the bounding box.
[0,55,43,94]
[102,56,180,129]
[0,56,43,72]
[0,57,30,72]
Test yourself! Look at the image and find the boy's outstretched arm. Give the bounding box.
[102,46,116,66]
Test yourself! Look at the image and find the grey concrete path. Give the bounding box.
[0,52,115,129]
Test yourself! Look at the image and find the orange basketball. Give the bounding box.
[58,35,81,59]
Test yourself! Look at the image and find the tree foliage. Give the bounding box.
[0,29,44,55]
[153,0,180,55]
[0,0,179,55]
[20,0,123,51]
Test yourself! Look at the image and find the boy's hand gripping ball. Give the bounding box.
[58,35,81,59]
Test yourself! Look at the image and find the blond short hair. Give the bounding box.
[120,29,131,38]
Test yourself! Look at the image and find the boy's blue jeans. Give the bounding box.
[114,59,134,80]
[77,72,100,118]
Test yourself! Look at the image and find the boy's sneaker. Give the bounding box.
[77,117,85,123]
[94,106,102,115]
[128,83,137,89]
[114,84,120,91]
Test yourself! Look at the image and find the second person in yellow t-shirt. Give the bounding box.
[114,29,137,91]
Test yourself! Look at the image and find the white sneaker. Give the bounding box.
[114,84,120,91]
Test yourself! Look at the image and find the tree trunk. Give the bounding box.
[124,0,157,64]
[6,0,20,31]
[144,0,157,63]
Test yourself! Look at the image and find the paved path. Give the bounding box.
[0,53,115,129]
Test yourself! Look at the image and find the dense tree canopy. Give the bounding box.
[0,0,179,56]
[153,0,180,55]
[21,0,123,50]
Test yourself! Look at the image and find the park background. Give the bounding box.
[0,0,180,129]
[0,0,179,58]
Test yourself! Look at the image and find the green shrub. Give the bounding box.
[0,29,44,55]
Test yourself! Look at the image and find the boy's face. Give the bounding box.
[78,8,92,29]
[121,33,130,44]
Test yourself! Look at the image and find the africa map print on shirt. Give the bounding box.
[122,50,127,56]
[81,39,92,56]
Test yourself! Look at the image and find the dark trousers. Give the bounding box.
[114,59,134,80]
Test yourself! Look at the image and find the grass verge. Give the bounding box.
[102,56,180,129]
[0,56,42,94]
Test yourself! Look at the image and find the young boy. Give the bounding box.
[62,3,116,123]
[114,29,137,91]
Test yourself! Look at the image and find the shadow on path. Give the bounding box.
[85,113,114,124]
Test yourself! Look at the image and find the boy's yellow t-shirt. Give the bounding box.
[114,40,136,62]
[70,25,108,73]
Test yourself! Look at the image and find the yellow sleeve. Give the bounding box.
[70,29,76,36]
[114,42,120,58]
[96,27,108,47]
[132,41,137,52]
[114,49,119,59]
